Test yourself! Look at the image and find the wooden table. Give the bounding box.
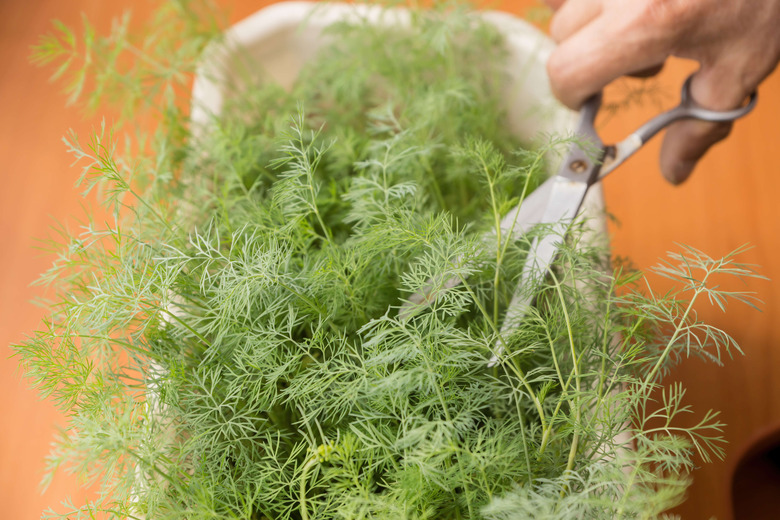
[1,1,778,518]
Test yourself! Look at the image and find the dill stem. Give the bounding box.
[68,333,162,362]
[309,192,333,244]
[614,460,642,517]
[161,307,214,349]
[565,427,580,473]
[490,148,545,325]
[538,316,581,455]
[88,136,176,235]
[642,272,710,389]
[517,403,534,484]
[596,295,615,400]
[126,450,180,491]
[479,154,502,324]
[303,136,332,244]
[548,268,582,473]
[299,456,318,520]
[273,278,325,317]
[423,159,447,209]
[124,182,175,235]
[124,42,176,75]
[496,150,540,265]
[456,273,547,427]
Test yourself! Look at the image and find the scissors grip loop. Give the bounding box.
[635,75,758,144]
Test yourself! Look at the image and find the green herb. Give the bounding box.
[17,1,762,519]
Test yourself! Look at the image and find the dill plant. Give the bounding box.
[16,1,762,519]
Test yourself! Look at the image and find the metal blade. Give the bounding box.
[488,175,589,366]
[399,176,559,319]
[400,93,605,322]
[498,175,555,238]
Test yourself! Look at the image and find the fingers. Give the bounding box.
[549,0,601,43]
[659,66,753,184]
[659,120,732,184]
[547,14,670,108]
[628,63,665,79]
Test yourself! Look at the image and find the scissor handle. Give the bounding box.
[633,74,758,144]
[598,74,758,180]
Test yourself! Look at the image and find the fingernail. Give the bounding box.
[667,160,696,185]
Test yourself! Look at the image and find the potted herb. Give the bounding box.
[17,1,760,518]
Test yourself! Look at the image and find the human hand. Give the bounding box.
[544,0,780,184]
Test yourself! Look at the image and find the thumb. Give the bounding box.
[659,65,752,185]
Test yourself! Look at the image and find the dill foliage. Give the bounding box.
[17,1,762,519]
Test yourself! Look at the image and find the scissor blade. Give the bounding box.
[488,176,589,366]
[498,175,556,238]
[536,173,591,229]
[399,175,561,318]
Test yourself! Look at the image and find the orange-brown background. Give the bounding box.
[1,1,778,519]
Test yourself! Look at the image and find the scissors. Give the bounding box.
[402,73,757,366]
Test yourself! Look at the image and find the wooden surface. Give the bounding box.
[1,1,778,519]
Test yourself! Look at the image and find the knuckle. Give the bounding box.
[641,0,703,36]
[546,51,568,92]
[549,15,564,43]
[546,50,581,108]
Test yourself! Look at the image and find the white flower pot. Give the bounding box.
[190,1,605,235]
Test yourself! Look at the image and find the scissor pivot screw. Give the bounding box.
[570,159,588,174]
